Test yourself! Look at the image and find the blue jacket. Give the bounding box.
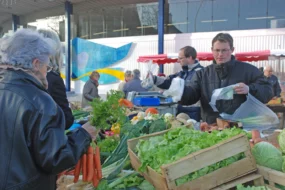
[123,78,148,96]
[155,61,204,89]
[266,74,281,97]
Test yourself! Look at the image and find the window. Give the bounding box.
[268,0,285,28]
[239,0,267,29]
[212,0,238,31]
[188,0,212,32]
[167,2,188,34]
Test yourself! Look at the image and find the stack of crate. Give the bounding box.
[128,130,263,190]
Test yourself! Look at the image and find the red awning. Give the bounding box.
[137,52,214,64]
[235,50,270,62]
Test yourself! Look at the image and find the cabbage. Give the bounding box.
[252,142,283,171]
[278,129,285,153]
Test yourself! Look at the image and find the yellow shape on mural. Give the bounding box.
[60,68,125,81]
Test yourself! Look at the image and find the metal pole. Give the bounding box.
[65,1,73,91]
[12,14,19,32]
[158,0,165,74]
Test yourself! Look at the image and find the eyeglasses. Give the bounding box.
[178,56,186,60]
[212,49,231,54]
[47,65,53,72]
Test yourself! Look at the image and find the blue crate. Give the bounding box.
[133,97,160,106]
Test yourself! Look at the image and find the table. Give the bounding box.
[267,104,285,129]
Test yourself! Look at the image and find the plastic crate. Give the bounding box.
[133,97,160,106]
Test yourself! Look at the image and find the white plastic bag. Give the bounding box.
[163,77,185,102]
[210,84,279,130]
[141,60,159,89]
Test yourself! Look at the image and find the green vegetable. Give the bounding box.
[90,90,126,130]
[236,184,271,190]
[137,127,247,173]
[113,174,144,189]
[138,180,155,190]
[98,137,119,153]
[278,129,285,153]
[252,142,283,171]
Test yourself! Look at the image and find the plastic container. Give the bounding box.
[133,97,160,106]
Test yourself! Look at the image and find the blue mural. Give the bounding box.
[71,38,132,84]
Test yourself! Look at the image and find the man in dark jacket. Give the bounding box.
[0,29,97,190]
[263,65,281,98]
[181,33,273,124]
[123,69,147,96]
[154,46,204,121]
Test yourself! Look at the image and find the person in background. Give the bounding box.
[82,71,100,108]
[264,65,281,98]
[123,69,147,96]
[0,29,97,190]
[153,46,204,121]
[38,29,74,130]
[181,33,273,124]
[118,70,132,91]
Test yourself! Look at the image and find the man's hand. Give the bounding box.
[234,83,249,94]
[82,121,98,140]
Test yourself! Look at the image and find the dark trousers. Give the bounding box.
[177,105,201,122]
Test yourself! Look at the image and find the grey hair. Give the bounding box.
[0,29,54,69]
[37,29,63,72]
[124,70,132,77]
[132,69,140,78]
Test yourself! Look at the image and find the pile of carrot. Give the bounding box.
[250,130,280,148]
[73,145,102,188]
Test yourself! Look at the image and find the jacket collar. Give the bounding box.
[0,68,47,92]
[182,60,201,71]
[213,55,236,80]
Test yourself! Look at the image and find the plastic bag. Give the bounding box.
[141,60,159,89]
[210,84,279,130]
[163,77,185,102]
[141,71,154,89]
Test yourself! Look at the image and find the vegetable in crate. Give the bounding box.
[136,127,247,174]
[236,184,271,190]
[278,129,285,153]
[252,142,283,171]
[90,90,126,130]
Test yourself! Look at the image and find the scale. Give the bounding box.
[127,91,173,106]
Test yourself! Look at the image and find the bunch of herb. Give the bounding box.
[90,90,126,130]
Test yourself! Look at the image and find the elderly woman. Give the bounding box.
[118,70,132,91]
[38,29,74,129]
[0,29,96,190]
[123,69,147,96]
[82,71,101,108]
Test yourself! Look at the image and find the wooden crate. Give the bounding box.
[212,173,264,190]
[257,166,285,190]
[257,130,285,190]
[128,130,257,190]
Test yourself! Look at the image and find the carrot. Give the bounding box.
[87,146,94,182]
[92,168,100,187]
[82,153,87,182]
[73,158,82,183]
[251,130,261,140]
[94,146,102,179]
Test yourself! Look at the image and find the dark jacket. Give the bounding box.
[123,78,148,95]
[47,71,74,129]
[181,56,273,124]
[155,61,204,90]
[0,69,91,190]
[266,74,281,97]
[82,78,100,108]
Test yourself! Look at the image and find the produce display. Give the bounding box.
[63,89,285,190]
[136,126,248,185]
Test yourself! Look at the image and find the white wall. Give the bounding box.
[71,28,285,95]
